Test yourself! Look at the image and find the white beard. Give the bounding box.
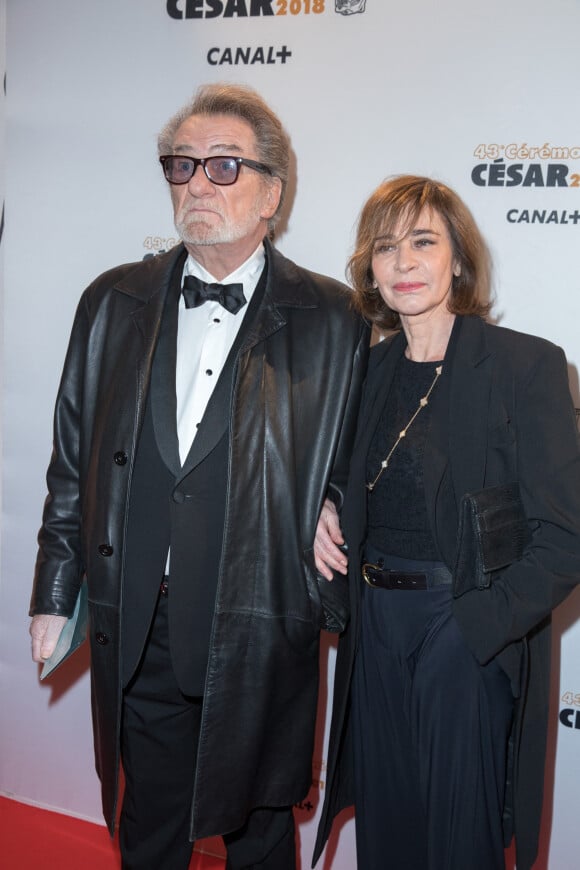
[174,202,266,247]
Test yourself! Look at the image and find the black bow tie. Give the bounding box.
[182,275,247,315]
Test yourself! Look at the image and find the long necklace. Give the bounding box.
[366,364,443,492]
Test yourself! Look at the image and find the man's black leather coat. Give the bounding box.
[30,239,369,839]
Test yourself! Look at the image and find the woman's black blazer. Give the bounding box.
[315,314,580,870]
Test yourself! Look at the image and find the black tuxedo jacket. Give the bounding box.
[122,252,268,692]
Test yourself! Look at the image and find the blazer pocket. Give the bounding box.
[488,417,515,447]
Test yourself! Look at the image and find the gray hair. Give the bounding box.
[158,82,290,230]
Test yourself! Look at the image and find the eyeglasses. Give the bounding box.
[159,154,273,186]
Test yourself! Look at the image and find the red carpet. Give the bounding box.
[0,797,225,869]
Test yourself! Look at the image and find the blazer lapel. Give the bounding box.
[357,332,406,470]
[422,316,462,515]
[342,332,405,542]
[413,316,493,565]
[448,316,492,502]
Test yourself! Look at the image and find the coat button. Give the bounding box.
[113,451,128,466]
[95,632,108,645]
[98,544,114,557]
[172,491,185,504]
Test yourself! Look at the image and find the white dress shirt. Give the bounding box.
[175,242,266,465]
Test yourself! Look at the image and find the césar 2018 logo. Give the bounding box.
[166,0,369,17]
[166,0,326,17]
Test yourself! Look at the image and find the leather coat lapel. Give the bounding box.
[121,245,187,340]
[236,237,317,355]
[114,245,187,473]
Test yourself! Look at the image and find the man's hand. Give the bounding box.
[314,498,348,580]
[30,614,68,662]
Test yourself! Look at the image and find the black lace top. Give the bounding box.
[366,354,443,560]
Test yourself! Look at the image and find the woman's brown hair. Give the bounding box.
[348,175,491,330]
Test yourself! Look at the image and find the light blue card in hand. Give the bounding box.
[40,581,88,680]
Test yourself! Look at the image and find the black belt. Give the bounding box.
[362,562,452,591]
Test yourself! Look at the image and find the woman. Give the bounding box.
[313,176,580,870]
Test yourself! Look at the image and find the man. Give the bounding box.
[29,83,368,869]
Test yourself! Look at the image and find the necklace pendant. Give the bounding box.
[366,482,375,492]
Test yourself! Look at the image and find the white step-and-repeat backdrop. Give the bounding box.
[1,2,580,868]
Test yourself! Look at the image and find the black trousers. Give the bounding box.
[352,550,515,870]
[120,590,296,870]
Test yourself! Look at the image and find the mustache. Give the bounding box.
[176,205,222,220]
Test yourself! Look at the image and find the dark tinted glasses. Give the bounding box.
[159,154,273,186]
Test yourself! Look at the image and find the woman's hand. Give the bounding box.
[315,498,348,580]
